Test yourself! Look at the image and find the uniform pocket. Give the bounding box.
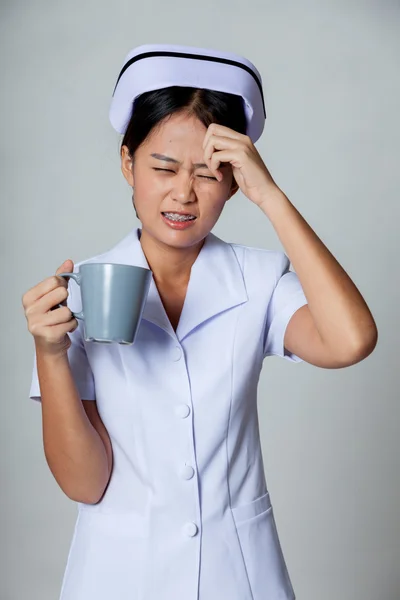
[231,491,272,523]
[231,492,296,600]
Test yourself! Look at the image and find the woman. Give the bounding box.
[23,44,378,600]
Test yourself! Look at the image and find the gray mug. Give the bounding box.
[57,263,152,345]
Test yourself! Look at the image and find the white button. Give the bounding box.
[175,404,190,418]
[180,465,195,480]
[172,346,182,361]
[183,522,198,537]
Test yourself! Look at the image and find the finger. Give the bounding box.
[209,150,234,179]
[43,305,75,326]
[36,318,78,341]
[23,260,74,309]
[55,260,74,294]
[23,274,67,309]
[56,259,74,277]
[203,135,238,166]
[26,285,69,317]
[54,260,74,310]
[202,124,245,150]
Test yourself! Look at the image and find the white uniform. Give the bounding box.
[29,226,308,600]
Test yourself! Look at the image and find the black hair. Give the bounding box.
[121,86,247,159]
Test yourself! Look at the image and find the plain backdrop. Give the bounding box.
[1,0,399,598]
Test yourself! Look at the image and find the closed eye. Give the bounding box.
[152,168,217,181]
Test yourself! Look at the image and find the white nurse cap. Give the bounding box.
[109,43,266,143]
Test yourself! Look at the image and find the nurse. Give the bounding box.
[23,44,377,600]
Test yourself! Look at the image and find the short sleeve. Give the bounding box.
[263,253,308,363]
[29,271,96,402]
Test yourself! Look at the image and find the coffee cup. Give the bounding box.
[57,263,152,345]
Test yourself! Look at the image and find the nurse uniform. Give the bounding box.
[29,44,309,600]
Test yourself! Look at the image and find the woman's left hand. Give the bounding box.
[202,123,281,207]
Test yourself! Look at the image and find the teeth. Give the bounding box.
[163,212,196,222]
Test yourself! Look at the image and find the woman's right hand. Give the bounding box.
[22,259,79,356]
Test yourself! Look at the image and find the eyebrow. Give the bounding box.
[150,153,209,169]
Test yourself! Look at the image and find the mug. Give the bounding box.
[57,263,152,345]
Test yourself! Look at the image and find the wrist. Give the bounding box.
[34,341,70,365]
[258,188,289,215]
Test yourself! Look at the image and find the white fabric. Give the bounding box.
[109,43,266,142]
[29,227,308,600]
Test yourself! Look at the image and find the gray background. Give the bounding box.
[1,0,399,598]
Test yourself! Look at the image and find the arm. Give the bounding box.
[259,190,378,368]
[199,122,377,367]
[37,346,112,503]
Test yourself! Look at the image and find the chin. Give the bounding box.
[161,229,206,249]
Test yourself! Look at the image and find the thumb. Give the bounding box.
[55,259,74,277]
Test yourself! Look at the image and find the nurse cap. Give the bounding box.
[109,43,266,143]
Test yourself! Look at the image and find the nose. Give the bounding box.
[171,170,196,204]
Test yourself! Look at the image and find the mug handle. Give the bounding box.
[57,272,84,320]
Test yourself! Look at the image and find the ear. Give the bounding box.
[121,145,134,187]
[226,179,240,201]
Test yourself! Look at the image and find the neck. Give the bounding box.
[138,227,205,286]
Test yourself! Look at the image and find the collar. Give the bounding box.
[99,227,248,342]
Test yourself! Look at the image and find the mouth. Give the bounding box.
[161,211,198,230]
[161,211,197,222]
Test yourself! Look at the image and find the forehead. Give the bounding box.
[144,112,208,148]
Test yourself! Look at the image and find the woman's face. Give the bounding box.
[120,111,238,249]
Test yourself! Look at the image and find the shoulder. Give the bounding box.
[225,239,290,284]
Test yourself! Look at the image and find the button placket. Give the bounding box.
[170,341,200,545]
